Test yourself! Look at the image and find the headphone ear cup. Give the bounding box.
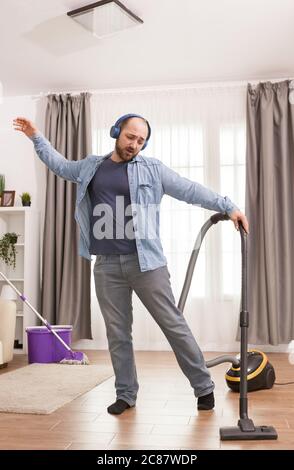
[141,141,147,150]
[110,125,120,139]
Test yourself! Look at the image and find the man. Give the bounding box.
[13,114,249,415]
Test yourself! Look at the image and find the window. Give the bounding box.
[220,125,246,296]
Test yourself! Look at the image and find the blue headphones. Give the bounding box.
[110,113,151,150]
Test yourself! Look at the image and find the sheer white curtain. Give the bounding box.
[90,85,247,351]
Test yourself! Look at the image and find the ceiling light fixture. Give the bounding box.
[67,0,143,39]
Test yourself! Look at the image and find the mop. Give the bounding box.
[0,272,89,365]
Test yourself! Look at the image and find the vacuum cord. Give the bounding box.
[274,381,294,386]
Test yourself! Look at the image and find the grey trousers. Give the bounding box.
[93,252,214,406]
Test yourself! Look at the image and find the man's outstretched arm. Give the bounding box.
[13,117,83,183]
[161,163,249,233]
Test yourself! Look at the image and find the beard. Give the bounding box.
[115,140,139,161]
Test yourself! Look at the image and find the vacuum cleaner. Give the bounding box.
[178,212,277,440]
[225,349,276,392]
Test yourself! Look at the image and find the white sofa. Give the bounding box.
[0,299,16,368]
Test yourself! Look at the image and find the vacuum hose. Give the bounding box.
[177,212,240,368]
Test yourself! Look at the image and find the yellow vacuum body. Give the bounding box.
[225,350,276,392]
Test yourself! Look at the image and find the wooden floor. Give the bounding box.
[0,351,293,450]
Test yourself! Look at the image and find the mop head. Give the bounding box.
[60,350,90,365]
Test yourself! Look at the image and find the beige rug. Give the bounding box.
[0,363,113,414]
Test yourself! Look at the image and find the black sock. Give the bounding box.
[197,392,215,410]
[107,399,131,415]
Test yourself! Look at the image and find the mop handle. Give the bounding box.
[0,271,72,352]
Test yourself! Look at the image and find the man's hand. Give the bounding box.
[229,210,249,234]
[13,117,38,138]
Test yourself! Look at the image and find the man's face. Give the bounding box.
[115,118,149,161]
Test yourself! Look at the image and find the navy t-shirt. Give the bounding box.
[88,156,137,254]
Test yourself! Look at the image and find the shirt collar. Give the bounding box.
[101,152,142,164]
[129,153,144,163]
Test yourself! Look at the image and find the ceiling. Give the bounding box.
[1,0,294,97]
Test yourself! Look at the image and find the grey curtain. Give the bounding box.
[42,93,92,341]
[246,80,294,344]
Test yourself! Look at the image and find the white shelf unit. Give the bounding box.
[0,207,40,354]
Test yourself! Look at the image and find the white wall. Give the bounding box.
[0,96,46,204]
[0,95,47,306]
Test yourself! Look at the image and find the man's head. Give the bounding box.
[110,114,151,162]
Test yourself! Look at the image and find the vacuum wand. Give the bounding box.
[220,222,277,440]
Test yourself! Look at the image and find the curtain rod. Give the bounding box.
[25,76,292,100]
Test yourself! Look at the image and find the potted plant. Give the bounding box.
[20,192,31,207]
[0,175,5,206]
[0,232,19,269]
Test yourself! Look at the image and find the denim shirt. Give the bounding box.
[30,132,238,272]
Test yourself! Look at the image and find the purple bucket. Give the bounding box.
[25,326,73,364]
